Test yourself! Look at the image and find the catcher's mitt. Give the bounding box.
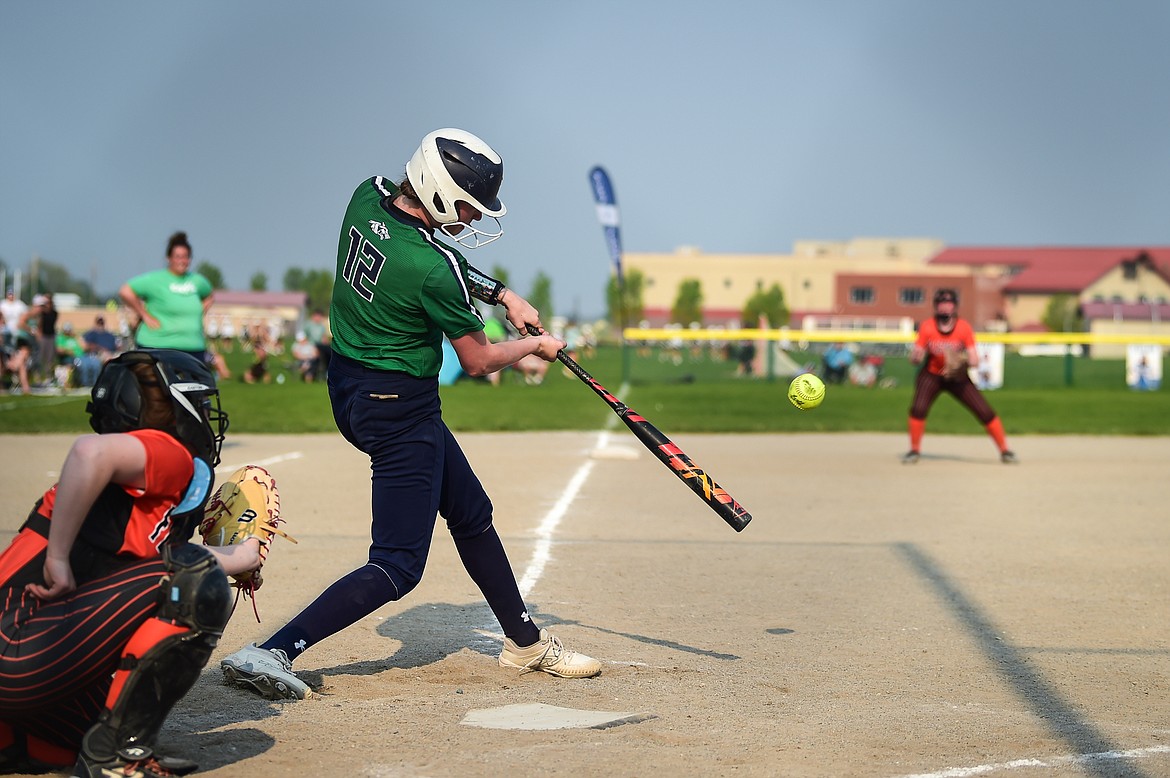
[200,465,297,619]
[940,348,969,380]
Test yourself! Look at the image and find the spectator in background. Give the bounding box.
[303,309,331,374]
[822,342,853,384]
[736,340,756,377]
[2,325,33,395]
[242,341,270,384]
[78,316,118,386]
[54,322,84,387]
[1,288,28,337]
[291,331,319,382]
[219,316,236,353]
[119,231,214,366]
[32,293,58,385]
[205,339,232,381]
[205,312,219,346]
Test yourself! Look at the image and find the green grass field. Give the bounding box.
[2,344,1167,435]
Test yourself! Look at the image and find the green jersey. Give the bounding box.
[126,269,212,351]
[329,177,486,377]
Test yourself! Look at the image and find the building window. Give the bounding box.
[899,287,924,305]
[724,278,732,288]
[850,286,875,305]
[1122,261,1138,280]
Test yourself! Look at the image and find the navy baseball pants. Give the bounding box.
[262,352,540,660]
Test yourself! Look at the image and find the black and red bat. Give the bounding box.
[530,327,751,532]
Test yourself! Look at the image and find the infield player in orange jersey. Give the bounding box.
[903,289,1017,465]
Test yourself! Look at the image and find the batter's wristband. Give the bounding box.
[466,266,506,305]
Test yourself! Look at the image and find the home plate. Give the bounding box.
[588,445,640,460]
[460,703,655,730]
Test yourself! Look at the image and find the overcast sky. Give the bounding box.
[2,1,1168,318]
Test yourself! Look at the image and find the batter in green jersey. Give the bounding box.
[220,128,601,702]
[329,177,487,377]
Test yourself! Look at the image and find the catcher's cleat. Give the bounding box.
[499,629,602,678]
[71,744,195,778]
[221,644,312,700]
[1001,450,1019,464]
[901,450,920,465]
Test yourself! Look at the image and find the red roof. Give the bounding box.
[1080,301,1170,321]
[929,247,1170,293]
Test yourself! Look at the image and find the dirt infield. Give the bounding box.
[2,432,1168,778]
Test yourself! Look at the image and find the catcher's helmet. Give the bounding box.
[87,350,229,466]
[405,128,505,248]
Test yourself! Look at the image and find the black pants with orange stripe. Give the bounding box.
[0,557,166,755]
[909,368,997,424]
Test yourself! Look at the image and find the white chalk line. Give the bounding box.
[893,744,1170,778]
[216,450,303,474]
[516,456,595,599]
[515,384,628,599]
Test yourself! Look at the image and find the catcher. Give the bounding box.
[903,289,1017,464]
[0,350,288,777]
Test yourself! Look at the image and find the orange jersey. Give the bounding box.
[915,317,976,376]
[0,429,194,588]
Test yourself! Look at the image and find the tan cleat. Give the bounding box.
[499,629,602,678]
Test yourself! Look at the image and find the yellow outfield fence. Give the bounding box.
[623,328,1170,346]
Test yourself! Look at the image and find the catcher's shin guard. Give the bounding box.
[83,544,232,760]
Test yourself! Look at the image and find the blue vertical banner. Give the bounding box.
[589,166,622,282]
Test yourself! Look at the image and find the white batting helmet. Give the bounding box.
[406,128,505,248]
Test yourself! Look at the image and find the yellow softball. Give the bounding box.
[788,373,826,410]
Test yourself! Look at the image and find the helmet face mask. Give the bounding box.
[88,350,229,466]
[406,128,506,249]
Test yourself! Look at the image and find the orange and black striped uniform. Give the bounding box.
[0,429,195,763]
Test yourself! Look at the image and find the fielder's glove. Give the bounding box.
[200,465,297,619]
[941,349,969,380]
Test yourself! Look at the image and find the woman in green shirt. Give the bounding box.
[119,232,213,362]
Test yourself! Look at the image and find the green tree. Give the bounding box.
[741,283,789,327]
[671,278,704,326]
[1042,293,1083,332]
[606,268,645,330]
[490,265,511,291]
[282,267,306,292]
[282,266,333,311]
[302,269,334,313]
[24,256,97,303]
[250,272,268,292]
[196,261,226,290]
[528,271,554,322]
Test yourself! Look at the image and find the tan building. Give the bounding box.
[205,290,308,344]
[628,241,1170,351]
[625,238,960,327]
